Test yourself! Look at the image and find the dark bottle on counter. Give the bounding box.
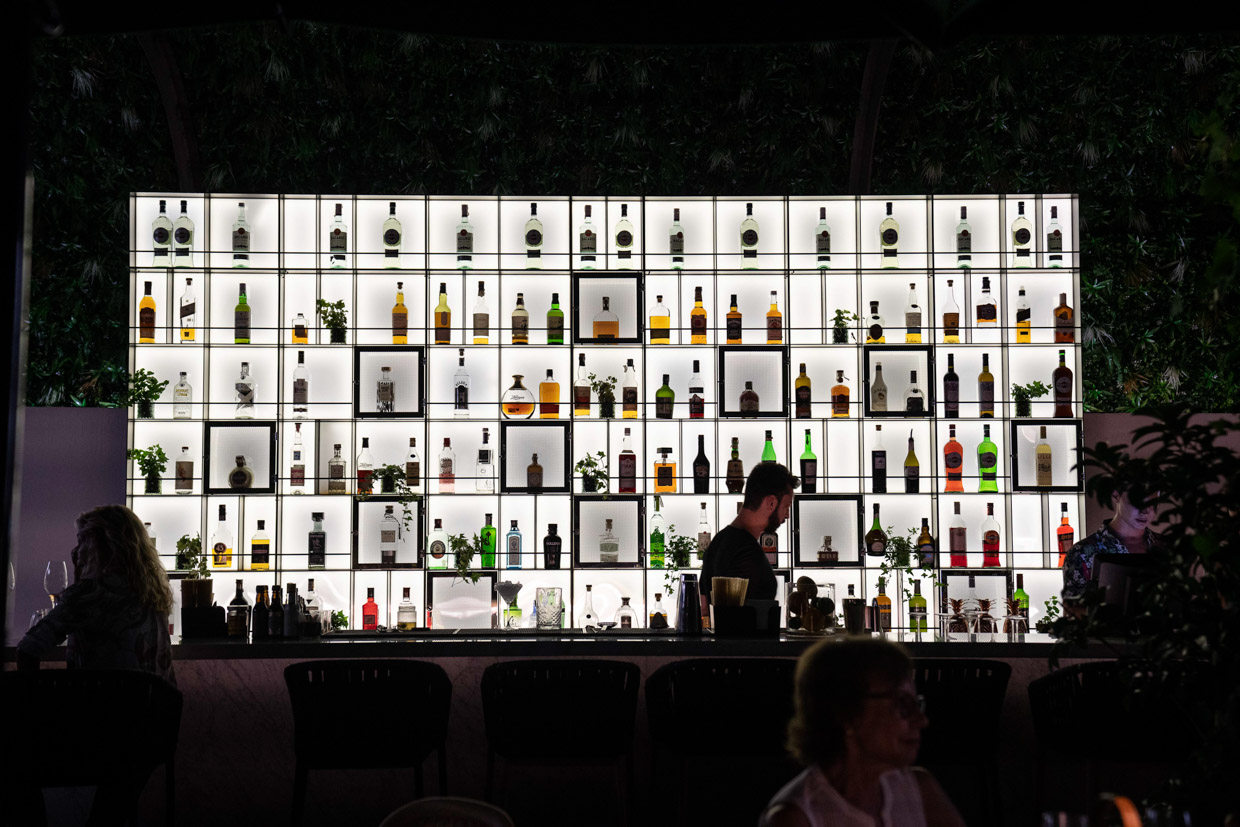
[283,583,301,639]
[226,579,250,640]
[268,585,284,638]
[543,524,562,570]
[252,585,269,641]
[692,434,710,494]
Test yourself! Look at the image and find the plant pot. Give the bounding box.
[380,476,396,494]
[144,472,161,495]
[330,328,347,344]
[599,400,615,419]
[581,476,598,493]
[136,400,154,419]
[180,578,213,609]
[832,328,848,344]
[1015,400,1032,417]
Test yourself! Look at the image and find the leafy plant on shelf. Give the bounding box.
[315,298,349,343]
[127,444,168,493]
[878,526,941,603]
[588,371,617,419]
[831,309,859,344]
[447,532,483,584]
[126,369,168,418]
[574,451,608,495]
[175,534,208,579]
[1034,594,1060,633]
[1011,380,1051,417]
[330,610,349,632]
[360,463,421,534]
[660,525,697,601]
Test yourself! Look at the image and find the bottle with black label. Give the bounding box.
[904,430,919,494]
[866,300,885,343]
[654,447,677,494]
[692,434,710,494]
[871,425,887,493]
[543,524,562,570]
[618,428,637,493]
[740,202,759,267]
[688,360,705,419]
[268,585,284,638]
[524,202,543,268]
[138,281,156,343]
[427,518,449,569]
[799,430,817,494]
[292,350,310,419]
[726,294,742,343]
[865,504,887,557]
[308,512,326,569]
[579,205,597,268]
[726,437,745,494]
[227,579,250,639]
[655,374,675,420]
[795,363,812,419]
[943,353,960,419]
[250,520,271,571]
[622,359,638,418]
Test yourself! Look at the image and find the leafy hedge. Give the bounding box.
[26,27,1240,410]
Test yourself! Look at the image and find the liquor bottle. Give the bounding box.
[905,371,925,414]
[871,362,888,412]
[593,297,619,340]
[904,284,922,343]
[871,425,887,493]
[573,354,590,416]
[697,502,712,559]
[476,428,494,493]
[654,447,677,494]
[650,495,666,568]
[1013,573,1030,625]
[211,504,233,568]
[579,205,597,268]
[283,583,303,638]
[865,504,887,557]
[649,295,671,344]
[471,281,489,344]
[454,349,470,418]
[866,300,885,344]
[382,201,401,268]
[1036,425,1053,487]
[405,437,420,489]
[1057,503,1075,567]
[942,279,961,343]
[874,579,892,631]
[650,593,669,628]
[175,445,193,494]
[480,514,496,568]
[981,503,1002,567]
[800,429,818,494]
[815,206,832,268]
[356,437,375,494]
[543,524,562,569]
[362,588,379,631]
[978,353,995,418]
[943,353,960,418]
[252,586,269,640]
[909,580,928,632]
[397,588,417,630]
[726,437,745,494]
[904,430,919,494]
[1053,350,1073,417]
[1011,200,1032,267]
[880,201,899,267]
[292,350,309,419]
[1054,293,1074,343]
[655,374,675,419]
[152,199,172,265]
[233,282,251,344]
[328,443,347,494]
[328,203,347,268]
[693,433,710,494]
[944,424,964,492]
[766,291,783,344]
[179,277,195,342]
[619,427,637,493]
[622,359,638,419]
[831,370,849,418]
[501,374,535,419]
[527,453,543,490]
[305,580,324,634]
[227,579,250,639]
[283,423,305,493]
[524,202,543,268]
[380,505,400,565]
[251,520,271,572]
[291,310,308,344]
[235,361,255,418]
[599,520,620,564]
[690,285,708,344]
[581,584,599,626]
[268,585,284,637]
[138,281,156,343]
[669,208,685,268]
[955,206,971,268]
[762,429,777,463]
[688,360,704,419]
[229,455,254,489]
[949,502,967,567]
[513,292,533,344]
[456,204,474,268]
[1047,206,1064,267]
[392,281,408,344]
[505,520,523,569]
[614,204,635,267]
[225,203,249,269]
[434,282,451,345]
[173,200,194,266]
[976,276,997,327]
[758,514,778,565]
[172,372,191,419]
[726,294,742,343]
[539,369,560,419]
[740,202,759,267]
[978,424,999,493]
[546,292,565,344]
[1015,287,1031,343]
[739,381,759,418]
[438,438,455,493]
[916,517,935,567]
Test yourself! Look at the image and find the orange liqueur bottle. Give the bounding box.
[1057,503,1075,567]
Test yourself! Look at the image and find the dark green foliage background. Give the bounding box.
[26,26,1240,410]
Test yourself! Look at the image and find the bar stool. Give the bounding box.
[645,657,799,824]
[284,659,452,826]
[480,659,639,824]
[380,796,515,827]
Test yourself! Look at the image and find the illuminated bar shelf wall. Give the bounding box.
[128,193,1083,633]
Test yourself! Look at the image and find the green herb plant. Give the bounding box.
[447,532,483,584]
[175,534,208,578]
[660,526,697,599]
[359,463,421,535]
[127,444,168,478]
[315,298,349,335]
[878,526,941,602]
[330,610,349,632]
[831,308,860,343]
[1011,380,1051,416]
[574,451,608,495]
[588,371,617,419]
[126,369,168,415]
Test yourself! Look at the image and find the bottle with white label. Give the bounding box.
[524,202,543,268]
[955,206,971,268]
[740,202,759,267]
[454,349,470,418]
[1047,206,1064,267]
[179,277,195,341]
[152,199,172,266]
[292,351,309,419]
[697,502,712,559]
[614,204,635,267]
[382,201,401,268]
[173,200,194,266]
[427,518,449,569]
[175,446,193,495]
[472,281,489,344]
[866,301,885,344]
[599,521,620,564]
[405,437,420,489]
[669,208,685,268]
[356,437,375,494]
[871,362,888,412]
[456,204,474,268]
[904,283,922,343]
[235,362,255,419]
[1011,200,1032,267]
[579,205,597,268]
[380,505,400,566]
[290,424,306,494]
[232,201,250,267]
[1015,287,1031,343]
[172,372,192,419]
[476,428,494,493]
[505,520,523,569]
[879,201,899,267]
[327,203,348,268]
[815,206,831,268]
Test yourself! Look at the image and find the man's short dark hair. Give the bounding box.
[742,462,800,510]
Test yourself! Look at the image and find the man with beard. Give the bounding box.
[699,462,799,624]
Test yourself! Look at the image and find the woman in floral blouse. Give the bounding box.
[1062,487,1163,609]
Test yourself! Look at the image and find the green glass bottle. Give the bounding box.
[480,512,497,568]
[655,373,675,419]
[649,495,666,568]
[762,429,777,463]
[799,429,817,493]
[1013,573,1029,624]
[977,424,999,493]
[909,580,928,632]
[234,282,251,344]
[546,292,564,345]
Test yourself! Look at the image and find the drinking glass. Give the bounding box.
[44,561,68,607]
[535,587,562,630]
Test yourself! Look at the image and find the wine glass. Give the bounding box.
[44,561,68,608]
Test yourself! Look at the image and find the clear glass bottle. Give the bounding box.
[291,310,308,344]
[288,424,306,494]
[501,374,536,419]
[949,502,967,567]
[547,292,565,344]
[380,505,400,565]
[235,361,255,418]
[615,597,638,629]
[614,204,635,267]
[397,587,417,630]
[511,292,529,344]
[304,578,322,630]
[942,278,961,343]
[1036,425,1053,487]
[392,281,408,344]
[650,593,669,628]
[739,380,759,417]
[383,201,401,268]
[649,295,671,344]
[175,446,193,495]
[229,454,254,490]
[740,202,759,267]
[573,354,590,417]
[649,495,666,568]
[438,438,456,493]
[579,205,597,268]
[697,502,712,560]
[427,518,450,569]
[655,373,674,420]
[173,199,194,266]
[172,371,192,419]
[292,351,309,419]
[377,366,395,413]
[955,206,971,268]
[233,282,251,344]
[866,300,885,344]
[179,276,195,342]
[1047,205,1064,267]
[152,199,172,266]
[879,201,899,268]
[981,503,1002,567]
[599,521,620,564]
[654,447,677,494]
[505,520,523,569]
[904,283,922,343]
[405,437,420,489]
[476,428,494,493]
[669,208,685,269]
[454,348,470,418]
[621,359,638,419]
[905,370,925,414]
[328,203,348,268]
[328,443,347,494]
[434,282,451,345]
[766,290,783,344]
[815,206,831,269]
[455,204,473,268]
[524,202,543,268]
[471,280,489,344]
[593,296,619,340]
[1011,200,1032,267]
[871,362,888,412]
[250,519,270,571]
[976,275,998,327]
[581,584,599,626]
[619,427,637,493]
[356,437,375,494]
[232,201,251,267]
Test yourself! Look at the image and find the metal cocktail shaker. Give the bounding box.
[678,573,702,635]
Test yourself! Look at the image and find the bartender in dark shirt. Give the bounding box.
[700,462,799,623]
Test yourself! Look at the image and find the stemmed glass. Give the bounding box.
[44,561,68,608]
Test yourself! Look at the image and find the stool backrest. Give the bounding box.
[913,658,1012,763]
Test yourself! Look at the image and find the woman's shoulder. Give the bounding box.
[905,767,967,827]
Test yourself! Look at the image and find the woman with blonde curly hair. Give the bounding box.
[17,504,175,685]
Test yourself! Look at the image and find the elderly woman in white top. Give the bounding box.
[762,638,965,827]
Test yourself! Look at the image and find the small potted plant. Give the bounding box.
[126,368,168,420]
[831,309,859,344]
[878,525,941,605]
[369,462,421,533]
[316,298,349,344]
[127,444,169,494]
[448,532,483,585]
[1011,380,1051,417]
[575,451,608,494]
[589,371,618,419]
[175,533,213,608]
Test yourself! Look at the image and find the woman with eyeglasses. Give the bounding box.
[761,638,965,827]
[16,504,175,685]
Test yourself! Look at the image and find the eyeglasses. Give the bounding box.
[865,692,926,720]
